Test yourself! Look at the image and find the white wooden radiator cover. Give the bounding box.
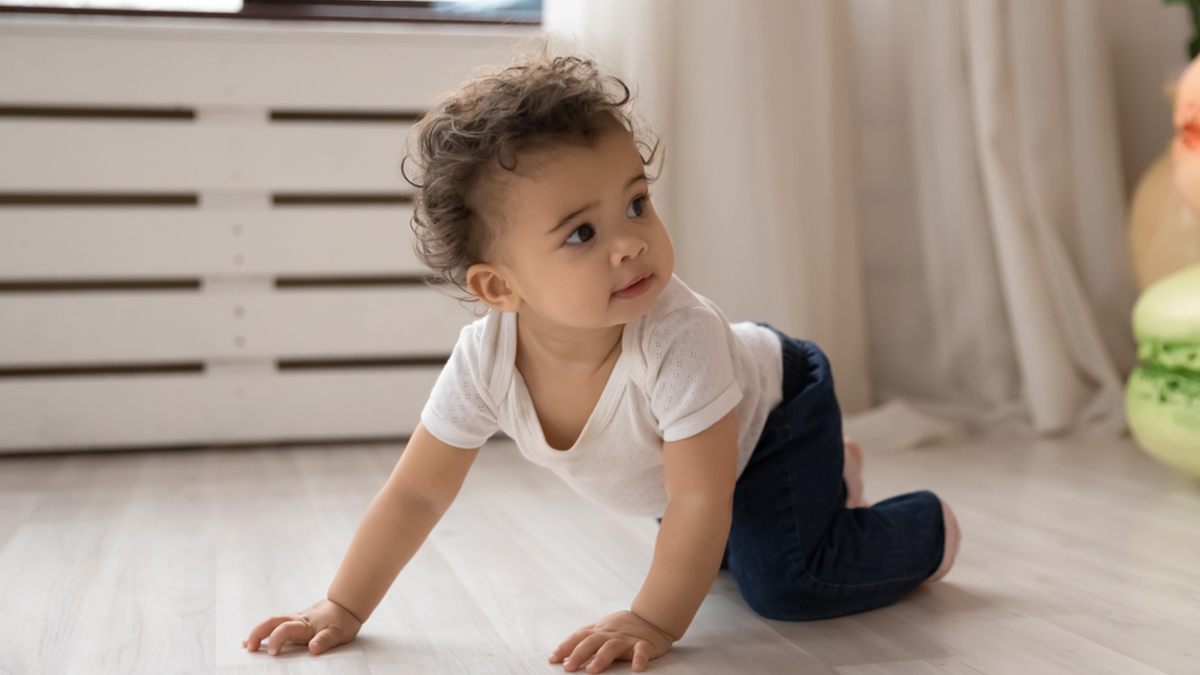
[0,15,535,453]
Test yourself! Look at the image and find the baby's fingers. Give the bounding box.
[584,638,630,674]
[563,634,608,672]
[244,615,291,652]
[631,641,652,672]
[309,626,346,655]
[551,626,595,664]
[265,619,313,656]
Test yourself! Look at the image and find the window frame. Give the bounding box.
[0,0,541,26]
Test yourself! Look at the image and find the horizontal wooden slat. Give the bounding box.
[1,105,427,123]
[0,279,200,292]
[0,193,198,206]
[277,355,446,370]
[0,362,203,378]
[0,207,423,278]
[0,104,195,119]
[274,275,427,288]
[0,120,414,191]
[0,368,442,451]
[270,110,423,123]
[0,287,480,364]
[273,193,411,205]
[0,20,534,108]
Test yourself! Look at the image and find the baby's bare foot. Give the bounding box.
[843,437,869,508]
[925,499,961,584]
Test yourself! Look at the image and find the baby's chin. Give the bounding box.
[1172,139,1200,213]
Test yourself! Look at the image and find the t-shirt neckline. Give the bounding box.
[504,312,634,458]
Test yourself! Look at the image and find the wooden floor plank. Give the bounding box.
[0,436,1198,674]
[63,451,216,672]
[0,454,143,673]
[909,617,1172,675]
[214,448,355,670]
[0,453,65,552]
[833,657,990,674]
[760,597,959,668]
[1044,610,1200,675]
[369,653,569,675]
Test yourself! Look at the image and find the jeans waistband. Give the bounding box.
[755,322,815,405]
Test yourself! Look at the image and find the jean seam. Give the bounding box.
[800,567,928,593]
[782,422,808,577]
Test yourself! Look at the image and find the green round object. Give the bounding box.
[1126,263,1200,476]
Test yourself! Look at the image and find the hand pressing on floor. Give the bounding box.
[240,425,481,658]
[242,598,363,656]
[549,610,676,673]
[552,409,737,672]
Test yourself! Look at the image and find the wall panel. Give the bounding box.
[0,17,530,453]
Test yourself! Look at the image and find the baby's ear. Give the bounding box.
[467,263,521,313]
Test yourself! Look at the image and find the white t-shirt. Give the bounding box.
[420,274,784,517]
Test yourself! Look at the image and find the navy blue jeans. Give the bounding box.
[661,324,946,621]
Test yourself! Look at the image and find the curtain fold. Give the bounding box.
[546,0,875,415]
[545,0,1138,450]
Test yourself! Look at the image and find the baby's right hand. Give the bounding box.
[242,598,364,656]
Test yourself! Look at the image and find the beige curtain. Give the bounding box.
[852,0,1138,446]
[546,0,874,416]
[544,0,1139,451]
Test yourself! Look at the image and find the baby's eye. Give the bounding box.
[565,223,595,245]
[626,195,647,219]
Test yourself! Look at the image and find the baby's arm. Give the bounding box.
[244,422,480,656]
[552,409,738,673]
[326,422,480,621]
[632,408,738,638]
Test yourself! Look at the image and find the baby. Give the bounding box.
[243,53,961,673]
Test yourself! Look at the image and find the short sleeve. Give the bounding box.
[646,307,743,442]
[420,324,500,449]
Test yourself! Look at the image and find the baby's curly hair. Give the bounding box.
[402,52,660,304]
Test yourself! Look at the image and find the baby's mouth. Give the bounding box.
[618,275,648,292]
[1177,120,1200,152]
[613,274,653,299]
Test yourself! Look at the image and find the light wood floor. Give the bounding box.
[1,433,1198,674]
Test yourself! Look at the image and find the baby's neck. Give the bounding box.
[515,314,623,372]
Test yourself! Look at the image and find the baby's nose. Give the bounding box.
[612,233,648,263]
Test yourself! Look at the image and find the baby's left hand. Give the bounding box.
[549,610,675,673]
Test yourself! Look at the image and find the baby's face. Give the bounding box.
[482,120,673,330]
